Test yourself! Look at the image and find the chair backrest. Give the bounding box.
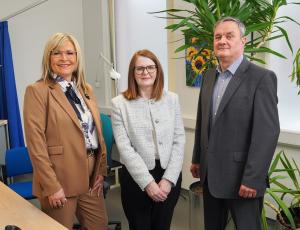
[5,147,33,177]
[100,113,114,165]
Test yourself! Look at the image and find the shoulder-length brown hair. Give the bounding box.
[123,49,164,101]
[41,33,88,93]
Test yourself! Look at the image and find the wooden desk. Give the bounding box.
[0,182,67,230]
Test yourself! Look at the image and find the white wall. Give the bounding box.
[0,0,85,117]
[82,0,113,109]
[115,0,168,93]
[266,0,300,133]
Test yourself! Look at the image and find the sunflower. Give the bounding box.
[201,49,211,60]
[191,56,206,74]
[191,37,199,44]
[186,47,198,62]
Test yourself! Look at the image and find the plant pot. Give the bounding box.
[276,207,300,230]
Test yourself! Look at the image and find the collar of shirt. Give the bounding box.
[52,75,76,93]
[216,55,244,76]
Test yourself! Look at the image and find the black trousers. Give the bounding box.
[120,161,182,230]
[203,180,263,230]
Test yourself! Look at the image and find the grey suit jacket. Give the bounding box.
[192,57,280,198]
[111,91,185,190]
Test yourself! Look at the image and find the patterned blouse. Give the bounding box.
[54,75,98,150]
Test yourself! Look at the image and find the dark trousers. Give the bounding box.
[120,161,182,230]
[203,181,263,230]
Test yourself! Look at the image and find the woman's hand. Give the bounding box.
[145,180,167,202]
[158,178,172,197]
[48,188,67,209]
[90,175,104,197]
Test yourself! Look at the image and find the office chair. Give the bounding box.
[4,147,35,200]
[100,113,122,188]
[100,113,122,230]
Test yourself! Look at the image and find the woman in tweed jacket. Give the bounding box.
[111,49,185,230]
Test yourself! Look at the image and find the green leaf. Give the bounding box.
[246,22,272,34]
[266,34,284,42]
[171,16,193,32]
[149,9,189,14]
[245,54,266,64]
[245,47,287,59]
[281,152,299,189]
[269,175,287,184]
[261,206,269,230]
[269,151,283,175]
[165,24,180,30]
[276,16,300,26]
[175,44,191,53]
[274,26,293,53]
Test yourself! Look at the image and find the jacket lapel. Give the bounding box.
[214,57,250,123]
[202,68,217,121]
[49,84,82,131]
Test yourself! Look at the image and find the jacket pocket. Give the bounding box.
[233,151,247,162]
[48,146,63,155]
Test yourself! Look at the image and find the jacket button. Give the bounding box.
[159,141,163,145]
[155,119,159,124]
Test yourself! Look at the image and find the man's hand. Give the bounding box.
[190,164,200,178]
[145,180,168,202]
[48,188,67,209]
[239,184,257,198]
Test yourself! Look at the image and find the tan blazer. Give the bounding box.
[23,80,107,198]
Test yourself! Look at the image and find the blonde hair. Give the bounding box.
[41,32,87,92]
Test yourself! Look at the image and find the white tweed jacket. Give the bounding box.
[111,91,185,190]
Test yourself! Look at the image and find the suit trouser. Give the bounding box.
[203,180,263,230]
[39,155,108,230]
[120,160,182,230]
[40,191,108,230]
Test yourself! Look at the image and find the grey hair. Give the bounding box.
[214,17,246,37]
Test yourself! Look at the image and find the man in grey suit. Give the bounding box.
[190,17,280,230]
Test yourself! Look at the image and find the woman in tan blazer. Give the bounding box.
[23,33,108,230]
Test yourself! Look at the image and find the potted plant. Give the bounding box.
[152,0,300,87]
[262,150,300,229]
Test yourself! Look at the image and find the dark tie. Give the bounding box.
[65,83,84,121]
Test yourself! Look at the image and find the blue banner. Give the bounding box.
[0,21,25,148]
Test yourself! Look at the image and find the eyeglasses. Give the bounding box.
[134,65,157,75]
[51,50,77,58]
